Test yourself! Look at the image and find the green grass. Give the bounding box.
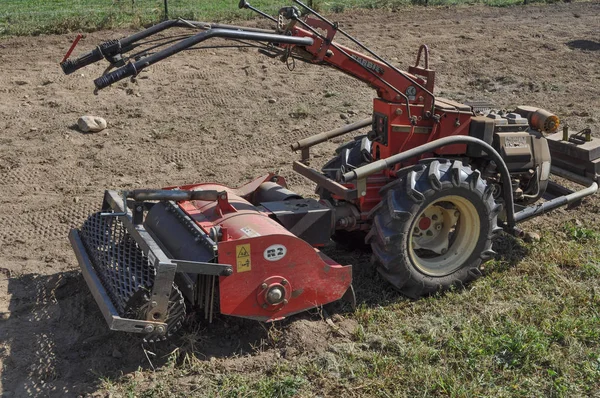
[0,0,563,36]
[98,224,600,397]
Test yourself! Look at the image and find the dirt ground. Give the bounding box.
[0,2,599,396]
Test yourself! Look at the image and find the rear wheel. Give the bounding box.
[366,159,502,298]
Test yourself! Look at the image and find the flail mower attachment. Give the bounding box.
[70,175,352,341]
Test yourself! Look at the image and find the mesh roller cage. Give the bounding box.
[79,212,155,316]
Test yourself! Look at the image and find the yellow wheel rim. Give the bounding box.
[408,195,480,277]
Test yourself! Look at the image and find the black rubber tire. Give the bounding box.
[366,159,503,298]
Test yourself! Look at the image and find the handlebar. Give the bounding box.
[94,63,138,90]
[60,39,121,75]
[92,28,314,90]
[60,47,104,75]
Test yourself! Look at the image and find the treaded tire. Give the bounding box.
[366,159,502,298]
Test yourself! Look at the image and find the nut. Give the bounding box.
[261,283,268,289]
[144,325,154,333]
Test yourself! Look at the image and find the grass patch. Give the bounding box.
[1,0,569,37]
[100,224,600,397]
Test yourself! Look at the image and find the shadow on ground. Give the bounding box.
[0,271,269,397]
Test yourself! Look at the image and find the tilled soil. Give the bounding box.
[0,3,599,396]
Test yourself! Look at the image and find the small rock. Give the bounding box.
[125,88,134,95]
[14,80,29,86]
[0,312,9,321]
[77,116,107,133]
[29,127,38,132]
[347,110,357,115]
[74,197,80,204]
[340,113,348,120]
[135,93,141,97]
[524,231,541,243]
[268,98,277,104]
[111,349,123,358]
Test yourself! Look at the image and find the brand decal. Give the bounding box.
[349,54,384,75]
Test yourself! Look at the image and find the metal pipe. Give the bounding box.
[340,136,517,228]
[135,28,313,68]
[551,165,597,187]
[514,181,597,223]
[128,189,220,202]
[291,117,372,151]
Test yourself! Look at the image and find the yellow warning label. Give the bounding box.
[236,244,251,273]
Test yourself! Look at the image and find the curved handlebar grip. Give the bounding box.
[60,48,104,75]
[93,63,137,90]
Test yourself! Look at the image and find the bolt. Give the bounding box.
[144,325,154,333]
[283,299,288,305]
[395,108,403,116]
[156,326,166,335]
[441,248,448,254]
[436,224,442,231]
[431,214,438,221]
[261,283,268,289]
[150,301,158,308]
[281,279,287,285]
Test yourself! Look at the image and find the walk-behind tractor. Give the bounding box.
[62,1,599,341]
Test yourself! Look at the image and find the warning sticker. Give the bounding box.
[236,244,251,273]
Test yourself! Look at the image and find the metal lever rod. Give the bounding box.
[239,0,278,23]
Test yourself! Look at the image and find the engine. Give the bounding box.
[468,108,553,205]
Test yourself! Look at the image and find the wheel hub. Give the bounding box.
[412,205,460,255]
[409,195,480,277]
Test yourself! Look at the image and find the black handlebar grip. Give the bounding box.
[93,63,138,90]
[60,48,104,75]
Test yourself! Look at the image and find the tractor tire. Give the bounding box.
[320,135,372,249]
[366,159,502,298]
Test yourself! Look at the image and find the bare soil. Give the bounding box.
[0,3,599,397]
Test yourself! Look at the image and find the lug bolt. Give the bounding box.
[261,283,268,289]
[281,279,288,286]
[441,248,448,254]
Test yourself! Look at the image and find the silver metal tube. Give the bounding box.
[291,117,372,151]
[340,135,516,228]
